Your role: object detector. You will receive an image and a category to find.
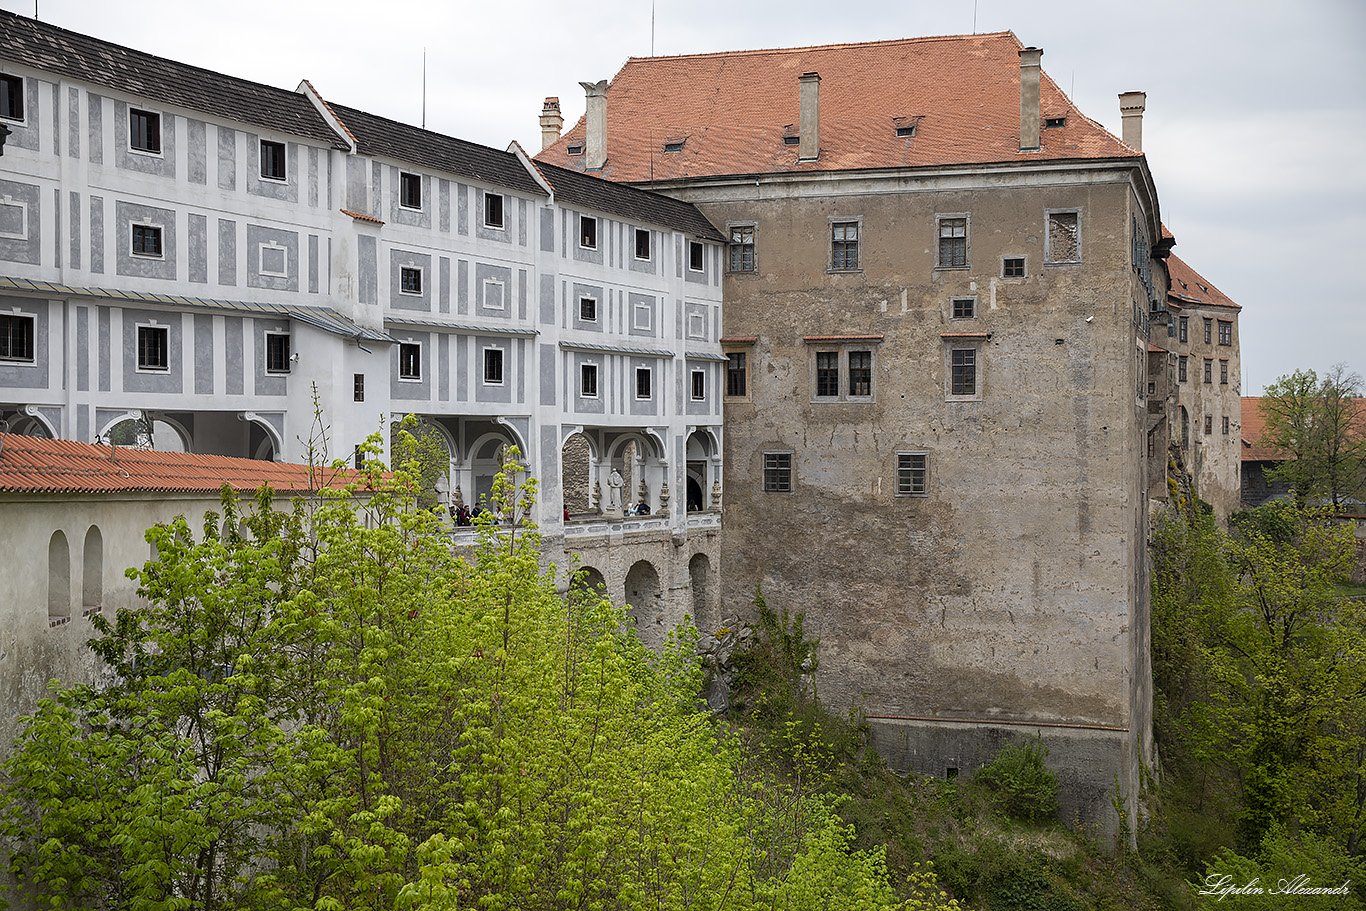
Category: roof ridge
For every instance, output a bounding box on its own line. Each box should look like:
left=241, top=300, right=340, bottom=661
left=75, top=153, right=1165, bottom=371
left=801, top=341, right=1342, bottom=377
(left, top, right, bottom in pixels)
left=622, top=30, right=1019, bottom=65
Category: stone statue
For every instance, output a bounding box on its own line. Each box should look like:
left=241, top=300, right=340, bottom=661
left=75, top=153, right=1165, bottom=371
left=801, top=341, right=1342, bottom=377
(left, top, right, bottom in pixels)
left=607, top=468, right=625, bottom=510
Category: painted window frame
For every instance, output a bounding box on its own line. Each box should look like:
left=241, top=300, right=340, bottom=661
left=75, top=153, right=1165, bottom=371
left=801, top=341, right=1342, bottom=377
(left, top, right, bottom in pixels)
left=482, top=346, right=504, bottom=386
left=763, top=451, right=793, bottom=493
left=257, top=241, right=288, bottom=277
left=483, top=192, right=505, bottom=229
left=1044, top=208, right=1082, bottom=264
left=482, top=278, right=505, bottom=312
left=635, top=365, right=653, bottom=400
left=398, top=341, right=422, bottom=382
left=634, top=228, right=652, bottom=262
left=688, top=240, right=705, bottom=272
left=0, top=195, right=28, bottom=240
left=632, top=301, right=653, bottom=331
left=135, top=323, right=170, bottom=373
left=264, top=332, right=292, bottom=374
left=130, top=222, right=164, bottom=259
left=896, top=452, right=929, bottom=497
left=260, top=139, right=287, bottom=182
left=399, top=171, right=422, bottom=210
left=935, top=214, right=969, bottom=269
left=579, top=295, right=597, bottom=322
left=0, top=311, right=37, bottom=363
left=580, top=362, right=599, bottom=398
left=129, top=108, right=162, bottom=155
left=399, top=265, right=423, bottom=296
left=691, top=368, right=706, bottom=401
left=579, top=215, right=598, bottom=250
left=686, top=312, right=706, bottom=340
left=0, top=73, right=23, bottom=123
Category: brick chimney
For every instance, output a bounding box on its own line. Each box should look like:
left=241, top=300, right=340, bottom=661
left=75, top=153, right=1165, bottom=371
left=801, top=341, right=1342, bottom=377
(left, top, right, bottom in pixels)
left=798, top=72, right=820, bottom=161
left=1118, top=91, right=1146, bottom=152
left=539, top=97, right=564, bottom=151
left=580, top=80, right=609, bottom=170
left=1019, top=47, right=1043, bottom=152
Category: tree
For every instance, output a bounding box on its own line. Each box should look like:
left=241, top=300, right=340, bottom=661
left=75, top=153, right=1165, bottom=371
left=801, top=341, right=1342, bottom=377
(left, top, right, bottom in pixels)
left=1260, top=365, right=1366, bottom=509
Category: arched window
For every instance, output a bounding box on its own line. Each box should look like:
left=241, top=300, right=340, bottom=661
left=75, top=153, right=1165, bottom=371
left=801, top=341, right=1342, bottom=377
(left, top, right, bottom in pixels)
left=82, top=525, right=104, bottom=616
left=48, top=531, right=70, bottom=626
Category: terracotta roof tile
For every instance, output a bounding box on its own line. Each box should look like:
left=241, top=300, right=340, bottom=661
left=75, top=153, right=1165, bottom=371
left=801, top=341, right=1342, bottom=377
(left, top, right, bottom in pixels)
left=1242, top=396, right=1366, bottom=462
left=1167, top=253, right=1241, bottom=311
left=536, top=32, right=1136, bottom=182
left=0, top=434, right=368, bottom=495
left=341, top=208, right=385, bottom=225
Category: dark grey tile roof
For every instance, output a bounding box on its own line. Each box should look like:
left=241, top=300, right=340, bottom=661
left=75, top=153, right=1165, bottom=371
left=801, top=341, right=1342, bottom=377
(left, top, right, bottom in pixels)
left=534, top=161, right=725, bottom=241
left=326, top=102, right=548, bottom=198
left=0, top=10, right=346, bottom=148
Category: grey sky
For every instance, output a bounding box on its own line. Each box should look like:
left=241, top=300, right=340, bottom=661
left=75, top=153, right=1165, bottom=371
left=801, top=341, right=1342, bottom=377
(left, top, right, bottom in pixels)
left=5, top=0, right=1362, bottom=394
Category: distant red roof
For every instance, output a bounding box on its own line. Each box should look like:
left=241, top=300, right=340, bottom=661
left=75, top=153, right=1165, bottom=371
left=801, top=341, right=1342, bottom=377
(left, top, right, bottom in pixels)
left=1242, top=396, right=1366, bottom=462
left=0, top=434, right=366, bottom=495
left=1167, top=254, right=1240, bottom=311
left=536, top=32, right=1136, bottom=182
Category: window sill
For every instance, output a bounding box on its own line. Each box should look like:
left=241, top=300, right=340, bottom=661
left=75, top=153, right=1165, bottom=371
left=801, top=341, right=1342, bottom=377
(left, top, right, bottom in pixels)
left=1043, top=259, right=1082, bottom=266
left=825, top=267, right=862, bottom=275
left=0, top=357, right=36, bottom=365
left=130, top=252, right=165, bottom=260
left=398, top=376, right=423, bottom=383
left=135, top=366, right=171, bottom=374
left=128, top=147, right=164, bottom=158
left=265, top=369, right=291, bottom=376
left=933, top=265, right=969, bottom=272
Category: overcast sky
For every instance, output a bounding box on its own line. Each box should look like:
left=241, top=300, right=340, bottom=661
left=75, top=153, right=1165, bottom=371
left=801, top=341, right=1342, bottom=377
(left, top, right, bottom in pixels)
left=5, top=0, right=1362, bottom=394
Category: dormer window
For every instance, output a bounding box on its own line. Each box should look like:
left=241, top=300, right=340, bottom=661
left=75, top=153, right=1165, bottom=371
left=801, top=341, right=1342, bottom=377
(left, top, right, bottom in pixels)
left=567, top=143, right=583, bottom=155
left=664, top=140, right=685, bottom=153
left=895, top=125, right=916, bottom=138
left=782, top=135, right=799, bottom=146
left=1044, top=117, right=1067, bottom=129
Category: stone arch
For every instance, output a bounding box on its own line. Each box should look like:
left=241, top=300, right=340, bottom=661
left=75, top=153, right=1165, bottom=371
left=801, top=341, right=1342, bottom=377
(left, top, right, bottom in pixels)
left=102, top=413, right=189, bottom=452
left=82, top=525, right=103, bottom=615
left=571, top=565, right=608, bottom=602
left=466, top=431, right=518, bottom=508
left=624, top=559, right=662, bottom=648
left=561, top=431, right=595, bottom=515
left=48, top=530, right=70, bottom=625
left=689, top=553, right=717, bottom=632
left=686, top=429, right=719, bottom=511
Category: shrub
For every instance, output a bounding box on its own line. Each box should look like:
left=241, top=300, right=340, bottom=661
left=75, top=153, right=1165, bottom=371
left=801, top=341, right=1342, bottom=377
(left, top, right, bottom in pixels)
left=975, top=738, right=1060, bottom=824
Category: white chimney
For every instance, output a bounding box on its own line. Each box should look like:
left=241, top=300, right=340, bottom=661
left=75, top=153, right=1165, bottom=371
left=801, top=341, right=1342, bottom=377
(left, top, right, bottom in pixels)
left=580, top=80, right=608, bottom=170
left=1019, top=47, right=1043, bottom=152
left=539, top=97, right=564, bottom=151
left=1118, top=91, right=1146, bottom=152
left=798, top=72, right=820, bottom=161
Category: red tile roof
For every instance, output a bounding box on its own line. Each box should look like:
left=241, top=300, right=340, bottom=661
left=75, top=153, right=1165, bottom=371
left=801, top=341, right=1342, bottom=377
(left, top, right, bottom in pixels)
left=0, top=434, right=366, bottom=495
left=1167, top=253, right=1240, bottom=311
left=341, top=208, right=384, bottom=226
left=1241, top=396, right=1366, bottom=462
left=536, top=32, right=1137, bottom=182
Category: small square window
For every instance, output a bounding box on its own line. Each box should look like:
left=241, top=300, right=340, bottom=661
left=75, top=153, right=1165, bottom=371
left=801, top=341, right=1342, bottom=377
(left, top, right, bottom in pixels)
left=689, top=241, right=704, bottom=272
left=896, top=453, right=928, bottom=496
left=580, top=363, right=598, bottom=398
left=937, top=216, right=967, bottom=268
left=567, top=143, right=583, bottom=155
left=634, top=228, right=651, bottom=261
left=353, top=373, right=365, bottom=402
left=129, top=108, right=161, bottom=153
left=952, top=297, right=976, bottom=319
left=399, top=342, right=421, bottom=380
left=579, top=296, right=597, bottom=322
left=265, top=333, right=291, bottom=374
left=951, top=348, right=976, bottom=396
left=0, top=74, right=23, bottom=122
left=831, top=221, right=859, bottom=270
left=691, top=370, right=706, bottom=400
left=895, top=125, right=916, bottom=138
left=131, top=224, right=163, bottom=258
left=0, top=313, right=35, bottom=362
left=483, top=348, right=503, bottom=385
left=726, top=352, right=747, bottom=398
left=729, top=225, right=755, bottom=273
left=1002, top=256, right=1025, bottom=278
left=137, top=325, right=169, bottom=371
left=260, top=140, right=287, bottom=181
left=400, top=266, right=422, bottom=295
left=1204, top=414, right=1213, bottom=435
left=484, top=193, right=504, bottom=229
left=1218, top=320, right=1233, bottom=346
left=763, top=452, right=792, bottom=493
left=580, top=215, right=597, bottom=249
left=1044, top=116, right=1067, bottom=129
left=1203, top=358, right=1213, bottom=384
left=664, top=140, right=685, bottom=153
left=399, top=172, right=422, bottom=209
left=815, top=351, right=839, bottom=397
left=635, top=366, right=652, bottom=399
left=1046, top=211, right=1080, bottom=263
left=1220, top=360, right=1229, bottom=384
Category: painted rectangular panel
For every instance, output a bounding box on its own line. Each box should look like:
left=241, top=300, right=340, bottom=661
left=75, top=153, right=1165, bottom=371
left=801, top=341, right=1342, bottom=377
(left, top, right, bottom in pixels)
left=371, top=161, right=382, bottom=215
left=246, top=135, right=299, bottom=203
left=389, top=168, right=431, bottom=229
left=67, top=87, right=79, bottom=159
left=628, top=356, right=659, bottom=417
left=113, top=100, right=176, bottom=179
left=627, top=292, right=657, bottom=339
left=540, top=207, right=555, bottom=253
left=346, top=157, right=367, bottom=212
left=188, top=214, right=208, bottom=283
left=90, top=195, right=103, bottom=273
left=87, top=92, right=103, bottom=165
left=218, top=218, right=237, bottom=286
left=472, top=336, right=512, bottom=405
left=358, top=234, right=377, bottom=305
left=518, top=269, right=527, bottom=320
left=0, top=79, right=37, bottom=153
left=121, top=308, right=183, bottom=395
left=518, top=199, right=527, bottom=247
left=539, top=424, right=560, bottom=512
left=389, top=249, right=432, bottom=312
left=225, top=317, right=244, bottom=395
left=438, top=333, right=449, bottom=402
left=253, top=319, right=289, bottom=397
left=474, top=188, right=510, bottom=245
left=390, top=330, right=433, bottom=402
left=98, top=306, right=110, bottom=391
left=308, top=235, right=319, bottom=293
left=217, top=126, right=237, bottom=191
left=51, top=83, right=58, bottom=157
left=76, top=306, right=89, bottom=391
left=114, top=201, right=176, bottom=280
left=78, top=404, right=89, bottom=443
left=539, top=343, right=556, bottom=406
left=572, top=351, right=604, bottom=415
left=68, top=190, right=81, bottom=270
left=245, top=224, right=300, bottom=292
left=439, top=179, right=450, bottom=233
left=539, top=274, right=555, bottom=325
left=308, top=147, right=319, bottom=208
left=456, top=334, right=468, bottom=401
left=0, top=178, right=41, bottom=265
left=675, top=235, right=684, bottom=279
left=457, top=259, right=468, bottom=315
left=438, top=257, right=450, bottom=314
left=456, top=183, right=468, bottom=235
left=571, top=282, right=605, bottom=333
left=187, top=119, right=207, bottom=184
left=516, top=338, right=525, bottom=403
left=194, top=314, right=214, bottom=395
left=53, top=189, right=60, bottom=268
left=473, top=263, right=513, bottom=319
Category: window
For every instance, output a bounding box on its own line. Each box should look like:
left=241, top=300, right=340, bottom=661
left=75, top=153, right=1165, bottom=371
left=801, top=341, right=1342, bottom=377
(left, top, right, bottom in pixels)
left=729, top=225, right=755, bottom=272
left=483, top=348, right=503, bottom=385
left=1204, top=414, right=1213, bottom=435
left=1179, top=316, right=1188, bottom=342
left=260, top=140, right=286, bottom=181
left=664, top=140, right=684, bottom=153
left=0, top=74, right=22, bottom=122
left=1167, top=313, right=1175, bottom=338
left=353, top=373, right=365, bottom=402
left=400, top=266, right=422, bottom=295
left=634, top=228, right=651, bottom=261
left=896, top=453, right=928, bottom=496
left=831, top=221, right=859, bottom=270
left=580, top=215, right=597, bottom=249
left=635, top=366, right=652, bottom=399
left=952, top=297, right=975, bottom=320
left=1203, top=318, right=1213, bottom=344
left=691, top=370, right=705, bottom=400
left=567, top=143, right=583, bottom=155
left=1220, top=360, right=1229, bottom=384
left=1045, top=116, right=1067, bottom=129
left=763, top=452, right=792, bottom=493
left=484, top=193, right=504, bottom=229
left=0, top=313, right=35, bottom=362
left=137, top=325, right=169, bottom=371
left=399, top=172, right=422, bottom=209
left=1045, top=210, right=1080, bottom=262
left=848, top=351, right=872, bottom=396
left=579, top=296, right=597, bottom=322
left=895, top=125, right=916, bottom=138
left=1204, top=358, right=1213, bottom=384
left=399, top=342, right=421, bottom=380
left=131, top=224, right=162, bottom=257
left=1218, top=320, right=1232, bottom=346
left=0, top=196, right=25, bottom=239
left=815, top=351, right=839, bottom=397
left=129, top=108, right=161, bottom=153
left=726, top=352, right=747, bottom=397
left=951, top=348, right=976, bottom=396
left=1002, top=256, right=1025, bottom=278
left=1178, top=356, right=1187, bottom=383
left=265, top=333, right=291, bottom=374
left=937, top=216, right=967, bottom=268
left=580, top=363, right=598, bottom=397
left=689, top=241, right=704, bottom=272
left=1222, top=416, right=1231, bottom=435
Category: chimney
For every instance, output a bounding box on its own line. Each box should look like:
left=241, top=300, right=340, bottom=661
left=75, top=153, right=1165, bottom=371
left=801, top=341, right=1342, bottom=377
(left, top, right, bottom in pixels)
left=539, top=97, right=564, bottom=151
left=1019, top=47, right=1043, bottom=152
left=1118, top=91, right=1146, bottom=152
left=580, top=80, right=609, bottom=170
left=798, top=72, right=820, bottom=161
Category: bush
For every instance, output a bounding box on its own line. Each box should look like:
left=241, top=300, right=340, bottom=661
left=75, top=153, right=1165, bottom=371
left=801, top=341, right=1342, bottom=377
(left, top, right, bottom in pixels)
left=975, top=738, right=1060, bottom=823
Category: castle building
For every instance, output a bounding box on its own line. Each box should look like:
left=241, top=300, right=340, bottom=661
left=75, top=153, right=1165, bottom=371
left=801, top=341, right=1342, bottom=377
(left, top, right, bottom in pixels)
left=535, top=33, right=1240, bottom=830
left=0, top=10, right=725, bottom=637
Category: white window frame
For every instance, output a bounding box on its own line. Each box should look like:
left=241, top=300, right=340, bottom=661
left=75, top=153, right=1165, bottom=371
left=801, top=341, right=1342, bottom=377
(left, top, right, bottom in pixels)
left=482, top=278, right=505, bottom=312
left=0, top=73, right=25, bottom=124
left=895, top=451, right=929, bottom=497
left=579, top=296, right=597, bottom=322
left=0, top=309, right=37, bottom=364
left=580, top=362, right=599, bottom=398
left=482, top=346, right=505, bottom=386
left=635, top=365, right=653, bottom=400
left=828, top=217, right=862, bottom=272
left=1044, top=208, right=1082, bottom=264
left=690, top=369, right=706, bottom=401
left=398, top=341, right=422, bottom=382
left=935, top=213, right=969, bottom=270
left=633, top=228, right=652, bottom=262
left=579, top=215, right=598, bottom=250
left=399, top=265, right=423, bottom=296
left=632, top=301, right=653, bottom=331
left=264, top=331, right=292, bottom=375
left=130, top=222, right=164, bottom=259
left=135, top=322, right=170, bottom=374
left=686, top=312, right=706, bottom=340
left=688, top=240, right=705, bottom=273
left=128, top=107, right=162, bottom=156
left=484, top=192, right=505, bottom=229
left=399, top=171, right=423, bottom=210
left=257, top=241, right=288, bottom=277
left=259, top=139, right=287, bottom=182
left=0, top=195, right=27, bottom=239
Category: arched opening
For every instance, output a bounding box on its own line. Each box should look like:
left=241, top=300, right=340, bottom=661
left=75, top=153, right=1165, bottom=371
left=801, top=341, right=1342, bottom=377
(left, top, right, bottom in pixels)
left=82, top=525, right=103, bottom=616
left=469, top=434, right=515, bottom=510
left=570, top=566, right=608, bottom=603
left=686, top=476, right=705, bottom=512
left=561, top=432, right=593, bottom=516
left=106, top=416, right=188, bottom=452
left=391, top=418, right=453, bottom=510
left=689, top=553, right=716, bottom=632
left=48, top=530, right=70, bottom=626
left=686, top=430, right=717, bottom=511
left=624, top=560, right=662, bottom=648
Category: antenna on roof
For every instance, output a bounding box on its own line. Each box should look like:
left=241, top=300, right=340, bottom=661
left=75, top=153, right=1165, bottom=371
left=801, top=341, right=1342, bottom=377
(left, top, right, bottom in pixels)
left=422, top=50, right=427, bottom=130
left=651, top=0, right=656, bottom=55
left=972, top=0, right=977, bottom=34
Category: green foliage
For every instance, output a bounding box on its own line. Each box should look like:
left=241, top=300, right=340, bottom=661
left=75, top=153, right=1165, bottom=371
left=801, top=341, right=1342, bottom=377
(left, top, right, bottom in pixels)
left=1260, top=365, right=1366, bottom=509
left=975, top=739, right=1059, bottom=824
left=1197, top=826, right=1366, bottom=910
left=390, top=414, right=451, bottom=510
